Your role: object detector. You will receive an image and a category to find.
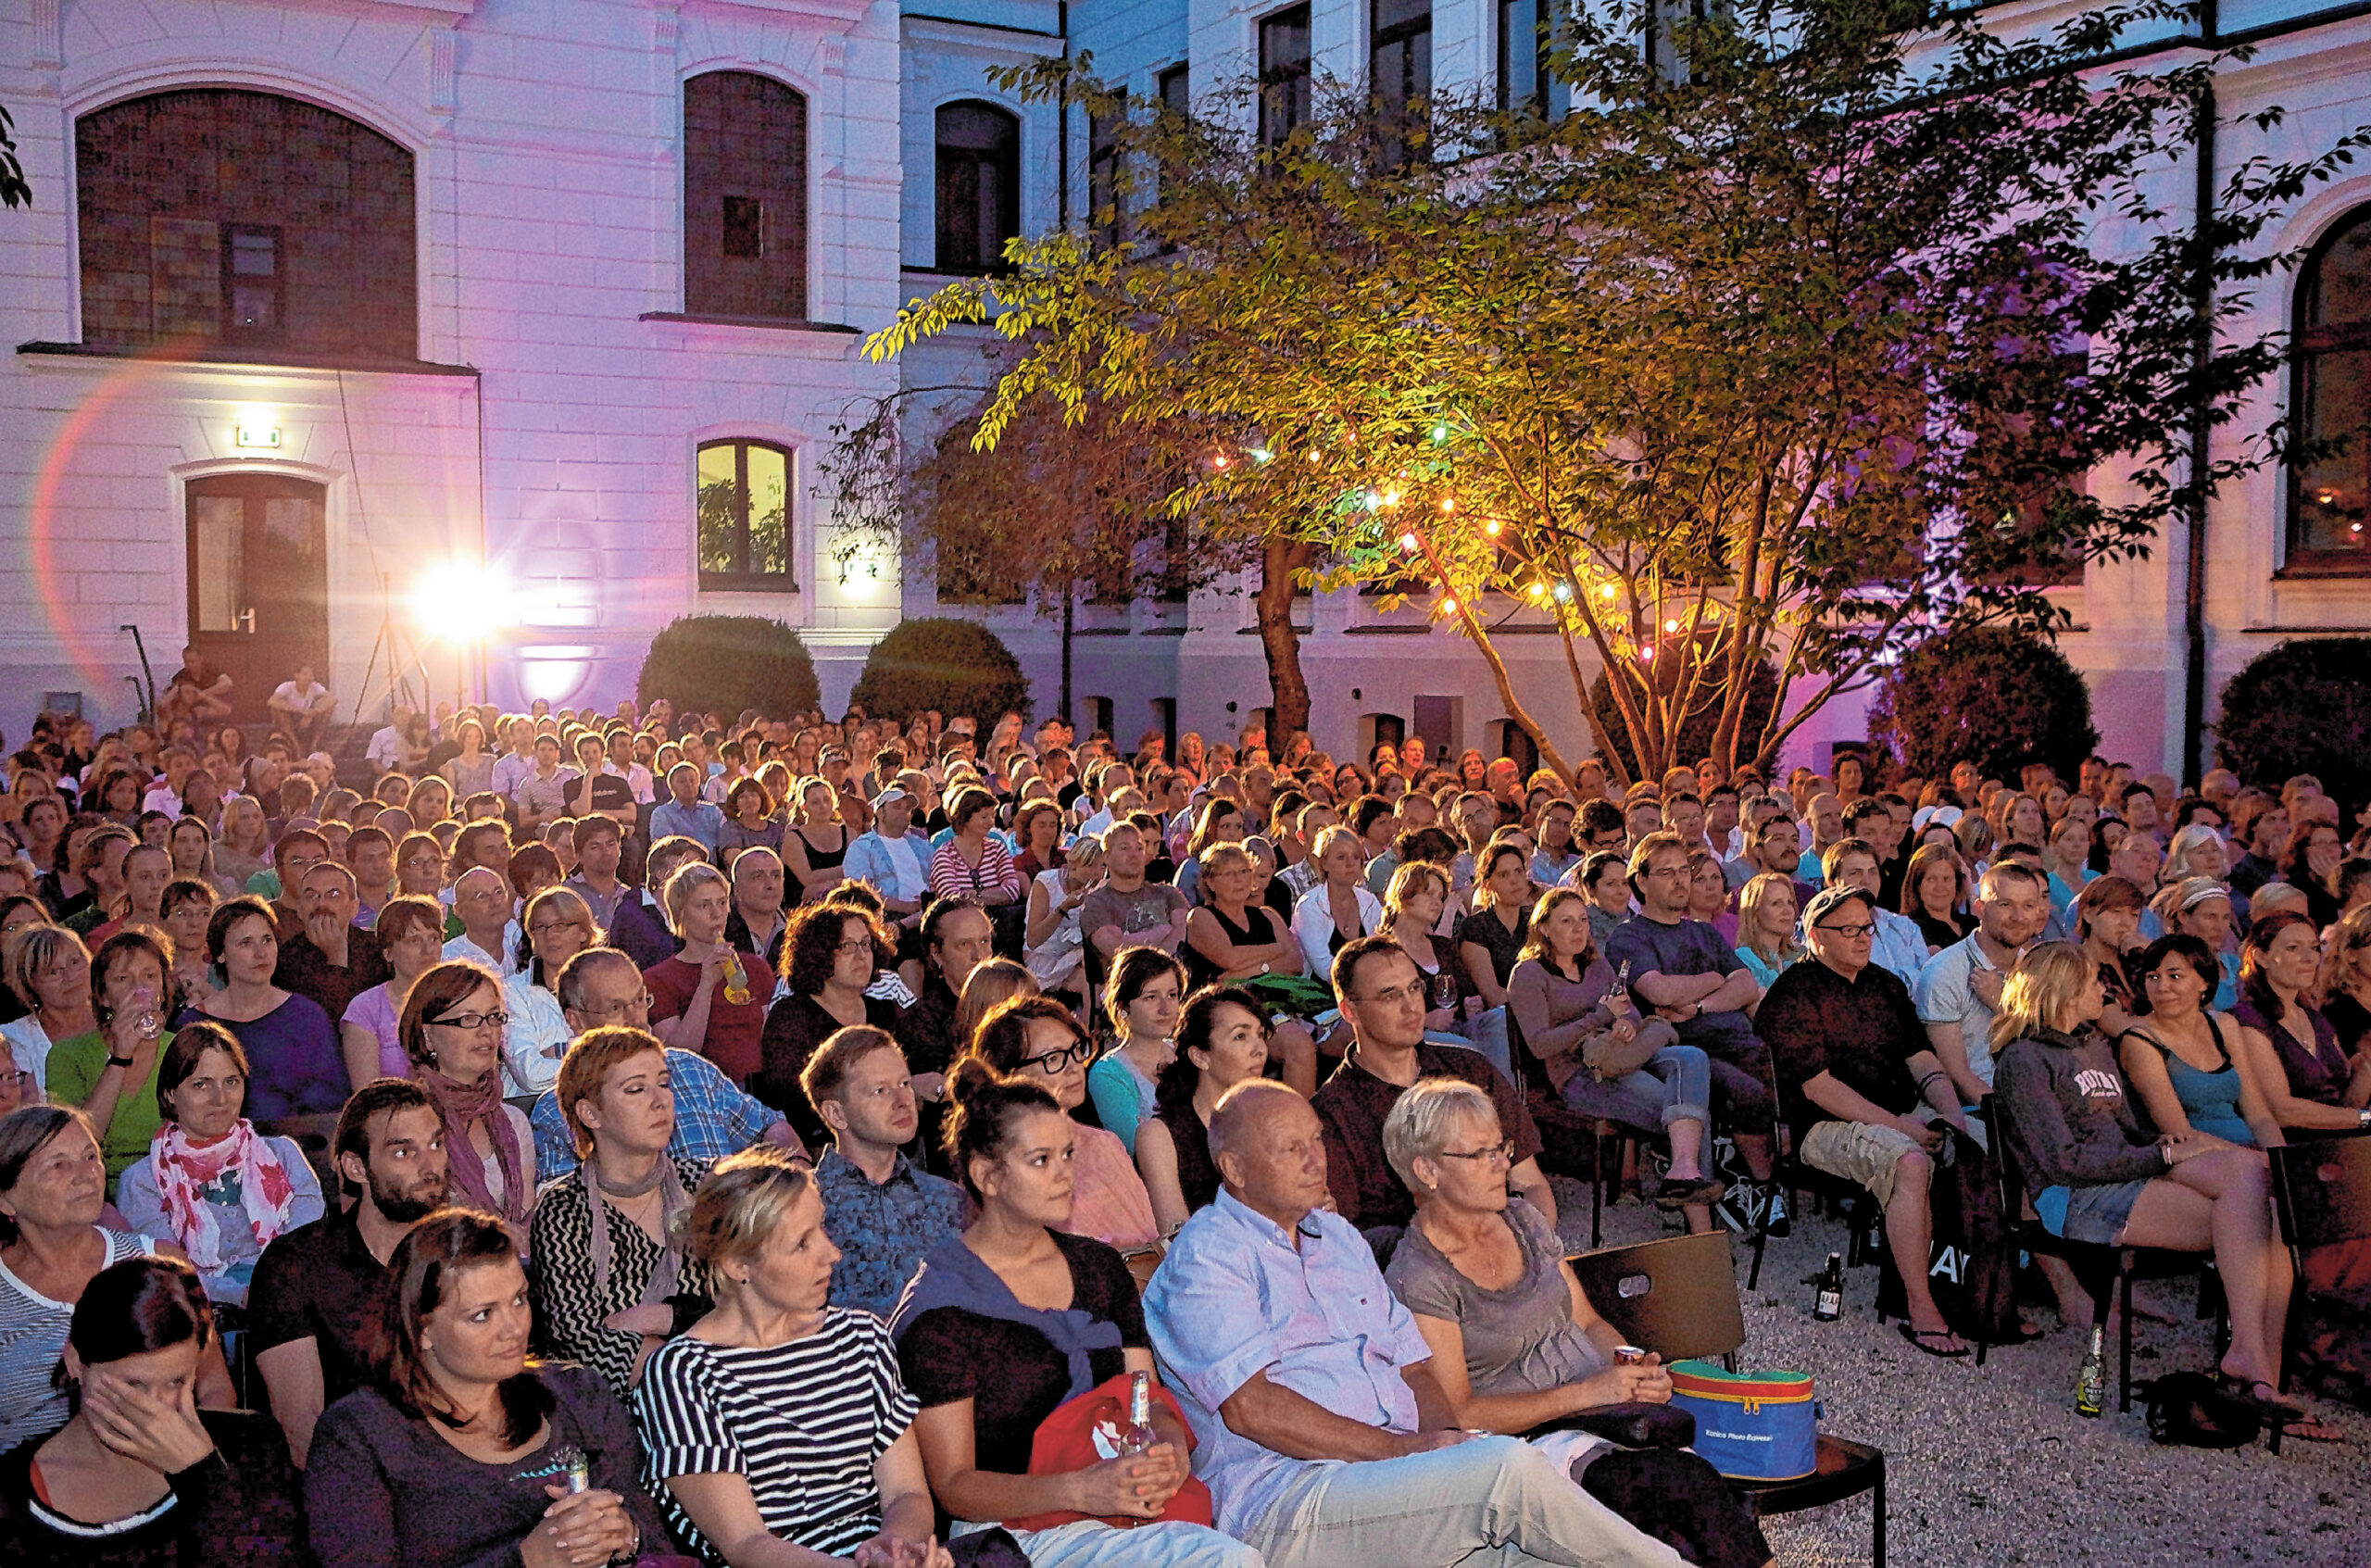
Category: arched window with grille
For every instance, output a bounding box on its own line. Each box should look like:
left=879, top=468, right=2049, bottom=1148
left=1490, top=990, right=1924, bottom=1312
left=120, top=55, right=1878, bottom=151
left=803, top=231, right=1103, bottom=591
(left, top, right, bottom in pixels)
left=2288, top=205, right=2371, bottom=573
left=696, top=439, right=795, bottom=590
left=935, top=102, right=1021, bottom=274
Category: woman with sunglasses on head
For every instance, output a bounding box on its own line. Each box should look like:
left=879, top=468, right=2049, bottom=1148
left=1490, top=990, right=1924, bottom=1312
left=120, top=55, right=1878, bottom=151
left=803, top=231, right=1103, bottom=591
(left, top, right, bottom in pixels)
left=966, top=997, right=1157, bottom=1256
left=401, top=961, right=536, bottom=1231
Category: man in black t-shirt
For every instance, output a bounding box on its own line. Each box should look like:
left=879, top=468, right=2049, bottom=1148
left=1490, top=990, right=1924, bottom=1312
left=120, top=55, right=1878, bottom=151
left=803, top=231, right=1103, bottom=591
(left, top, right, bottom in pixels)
left=249, top=1080, right=449, bottom=1466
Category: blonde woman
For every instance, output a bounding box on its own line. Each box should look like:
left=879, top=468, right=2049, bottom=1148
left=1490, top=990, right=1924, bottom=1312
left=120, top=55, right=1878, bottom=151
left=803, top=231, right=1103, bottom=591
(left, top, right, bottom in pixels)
left=1291, top=824, right=1385, bottom=968
left=212, top=797, right=272, bottom=890
left=1733, top=872, right=1803, bottom=991
left=1989, top=943, right=2331, bottom=1441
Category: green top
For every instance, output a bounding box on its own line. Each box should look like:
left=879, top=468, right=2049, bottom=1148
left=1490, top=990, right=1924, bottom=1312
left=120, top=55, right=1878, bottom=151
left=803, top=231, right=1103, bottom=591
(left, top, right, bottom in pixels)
left=46, top=1028, right=170, bottom=1191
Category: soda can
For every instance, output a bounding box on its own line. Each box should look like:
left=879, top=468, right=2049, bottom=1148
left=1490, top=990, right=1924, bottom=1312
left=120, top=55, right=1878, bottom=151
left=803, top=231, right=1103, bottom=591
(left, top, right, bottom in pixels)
left=1614, top=1346, right=1647, bottom=1366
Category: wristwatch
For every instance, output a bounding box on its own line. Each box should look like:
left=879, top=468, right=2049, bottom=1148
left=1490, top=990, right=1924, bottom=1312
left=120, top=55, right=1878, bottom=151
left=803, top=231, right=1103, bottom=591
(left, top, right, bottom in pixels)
left=2356, top=1108, right=2370, bottom=1130
left=1258, top=960, right=1271, bottom=975
left=107, top=1053, right=138, bottom=1070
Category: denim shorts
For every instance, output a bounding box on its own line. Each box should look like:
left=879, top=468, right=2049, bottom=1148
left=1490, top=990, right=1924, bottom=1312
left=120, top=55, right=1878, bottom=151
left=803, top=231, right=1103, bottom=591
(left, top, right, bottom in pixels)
left=2034, top=1179, right=2152, bottom=1246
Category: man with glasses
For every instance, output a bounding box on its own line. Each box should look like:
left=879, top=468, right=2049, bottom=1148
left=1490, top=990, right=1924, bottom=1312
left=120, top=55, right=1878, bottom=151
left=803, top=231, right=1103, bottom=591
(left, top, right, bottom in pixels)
left=527, top=947, right=800, bottom=1178
left=443, top=865, right=520, bottom=976
left=1760, top=884, right=1973, bottom=1357
left=1311, top=935, right=1552, bottom=1257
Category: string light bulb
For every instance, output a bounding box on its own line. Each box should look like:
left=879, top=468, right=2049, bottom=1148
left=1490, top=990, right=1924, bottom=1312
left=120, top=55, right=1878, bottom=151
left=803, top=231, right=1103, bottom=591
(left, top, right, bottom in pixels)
left=1432, top=423, right=1450, bottom=443
left=1598, top=583, right=1618, bottom=601
left=1399, top=532, right=1421, bottom=553
left=1441, top=596, right=1459, bottom=614
left=1663, top=618, right=1680, bottom=633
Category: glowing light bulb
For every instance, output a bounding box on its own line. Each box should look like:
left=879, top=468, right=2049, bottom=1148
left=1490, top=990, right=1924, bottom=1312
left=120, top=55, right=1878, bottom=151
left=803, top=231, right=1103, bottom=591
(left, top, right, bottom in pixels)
left=1432, top=423, right=1449, bottom=443
left=1446, top=498, right=1461, bottom=514
left=1639, top=646, right=1655, bottom=661
left=1382, top=489, right=1401, bottom=508
left=1553, top=583, right=1572, bottom=603
left=1598, top=583, right=1617, bottom=600
left=1529, top=582, right=1547, bottom=598
left=1441, top=596, right=1459, bottom=614
left=1363, top=490, right=1385, bottom=510
left=1399, top=532, right=1420, bottom=553
left=1213, top=453, right=1229, bottom=470
left=1663, top=618, right=1679, bottom=633
left=1250, top=447, right=1273, bottom=464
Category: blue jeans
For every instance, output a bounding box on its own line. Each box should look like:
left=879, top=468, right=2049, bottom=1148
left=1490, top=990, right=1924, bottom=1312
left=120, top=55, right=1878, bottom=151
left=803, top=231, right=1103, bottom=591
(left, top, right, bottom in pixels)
left=1561, top=1044, right=1712, bottom=1137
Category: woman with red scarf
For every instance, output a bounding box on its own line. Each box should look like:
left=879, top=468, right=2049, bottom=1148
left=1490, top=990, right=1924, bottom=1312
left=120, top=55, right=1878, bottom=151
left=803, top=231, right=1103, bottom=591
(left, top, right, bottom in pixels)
left=117, top=1022, right=324, bottom=1306
left=399, top=962, right=538, bottom=1231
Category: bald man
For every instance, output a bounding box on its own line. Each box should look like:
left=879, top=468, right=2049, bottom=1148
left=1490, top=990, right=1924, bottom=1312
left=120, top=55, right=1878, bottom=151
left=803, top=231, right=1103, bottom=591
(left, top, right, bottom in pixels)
left=1144, top=1081, right=1684, bottom=1568
left=443, top=865, right=521, bottom=976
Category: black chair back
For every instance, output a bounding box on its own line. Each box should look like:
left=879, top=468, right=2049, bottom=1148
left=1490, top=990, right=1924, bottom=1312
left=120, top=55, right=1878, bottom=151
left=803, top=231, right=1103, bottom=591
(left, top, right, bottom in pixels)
left=1569, top=1229, right=1745, bottom=1363
left=2270, top=1135, right=2371, bottom=1252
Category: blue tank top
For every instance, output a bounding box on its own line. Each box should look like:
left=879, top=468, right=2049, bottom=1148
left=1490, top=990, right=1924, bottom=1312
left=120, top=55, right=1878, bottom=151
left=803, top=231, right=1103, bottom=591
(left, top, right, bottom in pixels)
left=2129, top=1017, right=2253, bottom=1148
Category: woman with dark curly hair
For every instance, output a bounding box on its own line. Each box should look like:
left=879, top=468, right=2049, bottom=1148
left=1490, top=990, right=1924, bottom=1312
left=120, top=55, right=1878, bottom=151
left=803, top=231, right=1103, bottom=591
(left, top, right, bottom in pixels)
left=754, top=903, right=900, bottom=1145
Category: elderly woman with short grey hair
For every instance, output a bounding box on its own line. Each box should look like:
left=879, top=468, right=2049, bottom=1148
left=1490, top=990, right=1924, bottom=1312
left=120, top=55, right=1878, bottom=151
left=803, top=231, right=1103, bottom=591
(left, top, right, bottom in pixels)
left=1381, top=1080, right=1775, bottom=1568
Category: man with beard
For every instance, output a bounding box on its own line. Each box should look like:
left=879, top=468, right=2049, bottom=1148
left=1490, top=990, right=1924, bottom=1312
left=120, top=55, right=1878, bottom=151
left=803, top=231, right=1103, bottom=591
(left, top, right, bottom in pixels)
left=248, top=1078, right=451, bottom=1466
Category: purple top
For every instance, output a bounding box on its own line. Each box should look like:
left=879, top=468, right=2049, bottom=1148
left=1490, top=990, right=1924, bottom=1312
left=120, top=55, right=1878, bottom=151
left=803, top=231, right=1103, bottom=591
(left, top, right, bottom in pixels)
left=175, top=993, right=349, bottom=1121
left=2230, top=997, right=2352, bottom=1110
left=342, top=983, right=409, bottom=1078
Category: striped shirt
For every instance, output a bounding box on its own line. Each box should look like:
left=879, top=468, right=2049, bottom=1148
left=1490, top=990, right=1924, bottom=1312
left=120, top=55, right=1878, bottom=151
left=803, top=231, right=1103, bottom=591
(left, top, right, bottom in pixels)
left=0, top=1227, right=155, bottom=1449
left=925, top=838, right=1022, bottom=904
left=634, top=1310, right=918, bottom=1562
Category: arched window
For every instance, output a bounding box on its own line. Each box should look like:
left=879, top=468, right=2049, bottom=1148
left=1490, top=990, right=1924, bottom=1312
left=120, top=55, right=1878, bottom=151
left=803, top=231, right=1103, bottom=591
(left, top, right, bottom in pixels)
left=935, top=102, right=1021, bottom=274
left=696, top=439, right=795, bottom=590
left=75, top=90, right=415, bottom=358
left=684, top=71, right=809, bottom=321
left=2289, top=205, right=2371, bottom=572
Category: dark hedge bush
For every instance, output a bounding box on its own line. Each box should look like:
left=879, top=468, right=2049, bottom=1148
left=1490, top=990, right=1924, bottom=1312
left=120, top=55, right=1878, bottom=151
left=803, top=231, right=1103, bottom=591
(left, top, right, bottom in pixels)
left=1587, top=655, right=1780, bottom=778
left=2214, top=637, right=2371, bottom=802
left=634, top=616, right=819, bottom=721
left=847, top=618, right=1032, bottom=725
left=1867, top=625, right=2098, bottom=781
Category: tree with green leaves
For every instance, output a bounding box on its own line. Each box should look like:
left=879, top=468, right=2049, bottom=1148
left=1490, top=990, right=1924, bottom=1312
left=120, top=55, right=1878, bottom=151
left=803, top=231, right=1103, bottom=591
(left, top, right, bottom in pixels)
left=865, top=0, right=2366, bottom=787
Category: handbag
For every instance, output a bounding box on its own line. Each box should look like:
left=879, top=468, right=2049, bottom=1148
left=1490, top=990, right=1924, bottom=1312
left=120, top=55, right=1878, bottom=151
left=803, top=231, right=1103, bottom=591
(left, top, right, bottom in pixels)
left=1580, top=1023, right=1662, bottom=1081
left=1666, top=1361, right=1817, bottom=1481
left=2141, top=1373, right=2263, bottom=1449
left=1007, top=1373, right=1216, bottom=1533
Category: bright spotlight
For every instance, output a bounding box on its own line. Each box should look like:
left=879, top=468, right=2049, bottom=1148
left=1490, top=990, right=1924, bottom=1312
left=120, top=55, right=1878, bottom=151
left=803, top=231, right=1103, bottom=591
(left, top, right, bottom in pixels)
left=414, top=560, right=506, bottom=643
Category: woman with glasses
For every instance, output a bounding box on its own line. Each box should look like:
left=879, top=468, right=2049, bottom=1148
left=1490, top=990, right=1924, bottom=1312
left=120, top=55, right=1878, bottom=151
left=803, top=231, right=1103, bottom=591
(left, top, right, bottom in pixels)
left=503, top=888, right=600, bottom=1097
left=0, top=925, right=94, bottom=1103
left=391, top=834, right=447, bottom=902
left=400, top=960, right=536, bottom=1228
left=340, top=897, right=450, bottom=1086
left=1380, top=1081, right=1774, bottom=1568
left=965, top=997, right=1157, bottom=1255
left=174, top=898, right=348, bottom=1124
left=754, top=904, right=900, bottom=1148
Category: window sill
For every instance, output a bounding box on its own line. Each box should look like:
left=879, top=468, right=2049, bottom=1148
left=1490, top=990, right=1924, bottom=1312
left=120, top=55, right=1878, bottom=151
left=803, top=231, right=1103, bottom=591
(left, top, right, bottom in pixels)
left=641, top=313, right=862, bottom=334
left=2272, top=556, right=2371, bottom=581
left=17, top=340, right=477, bottom=376
left=699, top=575, right=801, bottom=594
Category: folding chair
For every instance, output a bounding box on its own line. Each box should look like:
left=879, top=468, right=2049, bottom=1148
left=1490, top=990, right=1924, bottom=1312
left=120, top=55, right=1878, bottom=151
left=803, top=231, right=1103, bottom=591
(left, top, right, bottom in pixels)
left=1507, top=1005, right=1635, bottom=1248
left=1572, top=1230, right=1888, bottom=1567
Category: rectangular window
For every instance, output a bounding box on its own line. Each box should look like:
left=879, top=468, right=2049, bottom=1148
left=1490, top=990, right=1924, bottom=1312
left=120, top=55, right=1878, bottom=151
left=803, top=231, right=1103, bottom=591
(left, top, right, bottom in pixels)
left=721, top=195, right=764, bottom=259
left=220, top=224, right=283, bottom=343
left=1261, top=6, right=1313, bottom=147
left=1372, top=0, right=1432, bottom=118
left=1159, top=64, right=1190, bottom=120
left=1089, top=98, right=1125, bottom=248
left=1498, top=0, right=1568, bottom=119
left=696, top=440, right=797, bottom=589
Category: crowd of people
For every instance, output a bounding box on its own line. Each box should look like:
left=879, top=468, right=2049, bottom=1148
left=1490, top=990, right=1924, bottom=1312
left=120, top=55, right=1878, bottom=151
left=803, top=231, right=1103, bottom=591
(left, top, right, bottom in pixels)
left=0, top=674, right=2365, bottom=1566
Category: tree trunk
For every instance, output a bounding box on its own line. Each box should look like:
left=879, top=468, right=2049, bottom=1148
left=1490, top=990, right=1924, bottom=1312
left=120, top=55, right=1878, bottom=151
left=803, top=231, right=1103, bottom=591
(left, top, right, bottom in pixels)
left=1257, top=539, right=1313, bottom=741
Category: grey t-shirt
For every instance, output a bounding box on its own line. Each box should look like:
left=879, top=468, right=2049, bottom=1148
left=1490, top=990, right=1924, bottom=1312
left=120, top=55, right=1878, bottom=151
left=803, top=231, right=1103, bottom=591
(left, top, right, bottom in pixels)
left=1385, top=1201, right=1604, bottom=1398
left=1080, top=881, right=1187, bottom=946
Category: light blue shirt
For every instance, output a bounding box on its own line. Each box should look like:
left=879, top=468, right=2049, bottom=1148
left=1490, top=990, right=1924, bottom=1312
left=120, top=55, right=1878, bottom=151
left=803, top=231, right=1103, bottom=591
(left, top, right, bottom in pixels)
left=844, top=829, right=935, bottom=904
left=1870, top=906, right=1932, bottom=987
left=650, top=798, right=724, bottom=853
left=1144, top=1187, right=1432, bottom=1538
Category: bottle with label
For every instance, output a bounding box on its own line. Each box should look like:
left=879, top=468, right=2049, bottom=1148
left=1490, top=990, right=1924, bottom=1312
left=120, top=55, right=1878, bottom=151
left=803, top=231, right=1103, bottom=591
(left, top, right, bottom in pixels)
left=1813, top=1252, right=1843, bottom=1322
left=1118, top=1370, right=1159, bottom=1456
left=721, top=951, right=751, bottom=1007
left=2075, top=1326, right=2105, bottom=1417
left=1608, top=960, right=1632, bottom=1014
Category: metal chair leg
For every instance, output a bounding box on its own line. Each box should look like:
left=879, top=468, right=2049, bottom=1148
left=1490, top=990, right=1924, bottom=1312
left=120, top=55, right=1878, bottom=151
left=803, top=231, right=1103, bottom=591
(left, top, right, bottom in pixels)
left=1591, top=1125, right=1606, bottom=1249
left=1872, top=1456, right=1888, bottom=1568
left=2117, top=1261, right=2136, bottom=1414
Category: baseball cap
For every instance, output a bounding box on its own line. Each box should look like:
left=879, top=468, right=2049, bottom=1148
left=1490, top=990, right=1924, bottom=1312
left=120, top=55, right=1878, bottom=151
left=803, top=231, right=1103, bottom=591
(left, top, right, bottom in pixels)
left=871, top=786, right=911, bottom=809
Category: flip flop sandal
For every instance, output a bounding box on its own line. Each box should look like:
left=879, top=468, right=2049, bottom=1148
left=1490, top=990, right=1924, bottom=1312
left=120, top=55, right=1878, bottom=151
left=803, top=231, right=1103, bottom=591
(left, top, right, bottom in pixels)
left=1898, top=1323, right=1969, bottom=1359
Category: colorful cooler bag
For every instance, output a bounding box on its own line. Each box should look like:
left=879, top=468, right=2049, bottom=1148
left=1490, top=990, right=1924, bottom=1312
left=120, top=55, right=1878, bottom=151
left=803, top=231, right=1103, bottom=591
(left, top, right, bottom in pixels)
left=1665, top=1361, right=1818, bottom=1481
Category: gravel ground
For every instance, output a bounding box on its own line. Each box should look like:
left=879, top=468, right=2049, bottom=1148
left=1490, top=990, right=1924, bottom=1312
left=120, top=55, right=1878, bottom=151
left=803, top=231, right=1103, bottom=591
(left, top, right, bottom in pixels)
left=1545, top=1176, right=2371, bottom=1568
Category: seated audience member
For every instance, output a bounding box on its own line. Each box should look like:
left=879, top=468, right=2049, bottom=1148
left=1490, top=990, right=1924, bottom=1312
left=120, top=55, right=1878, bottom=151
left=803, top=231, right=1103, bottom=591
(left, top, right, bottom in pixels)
left=608, top=831, right=699, bottom=973
left=1730, top=872, right=1801, bottom=991
left=1760, top=885, right=1977, bottom=1357
left=804, top=1025, right=963, bottom=1319
left=1137, top=986, right=1273, bottom=1238
left=177, top=897, right=350, bottom=1123
left=1, top=924, right=96, bottom=1102
left=646, top=863, right=773, bottom=1088
left=504, top=887, right=599, bottom=1096
left=2230, top=909, right=2371, bottom=1135
left=1313, top=937, right=1552, bottom=1249
left=1915, top=859, right=2049, bottom=1114
left=1505, top=890, right=1723, bottom=1221
left=966, top=997, right=1159, bottom=1255
left=1183, top=844, right=1318, bottom=1098
left=1086, top=947, right=1187, bottom=1154
left=892, top=1062, right=1261, bottom=1568
left=1605, top=833, right=1779, bottom=1214
left=303, top=1210, right=667, bottom=1568
left=529, top=1026, right=709, bottom=1403
left=44, top=928, right=175, bottom=1190
left=2116, top=935, right=2278, bottom=1150
left=272, top=860, right=391, bottom=1028
left=402, top=961, right=537, bottom=1228
left=894, top=897, right=997, bottom=1106
left=1822, top=839, right=1929, bottom=985
left=248, top=1079, right=448, bottom=1467
left=1381, top=1081, right=1774, bottom=1568
left=756, top=902, right=901, bottom=1146
left=1145, top=1080, right=1683, bottom=1568
left=1081, top=822, right=1190, bottom=960
left=444, top=867, right=521, bottom=978
left=0, top=1108, right=232, bottom=1449
left=2069, top=874, right=2148, bottom=1039
left=1990, top=944, right=2333, bottom=1442
left=339, top=895, right=446, bottom=1088
left=117, top=1022, right=324, bottom=1306
left=0, top=1256, right=304, bottom=1568
left=844, top=787, right=935, bottom=934
left=2326, top=905, right=2371, bottom=1056
left=637, top=1147, right=960, bottom=1568
left=1022, top=833, right=1104, bottom=1001
left=528, top=948, right=800, bottom=1181
left=1292, top=826, right=1386, bottom=972
left=559, top=817, right=632, bottom=933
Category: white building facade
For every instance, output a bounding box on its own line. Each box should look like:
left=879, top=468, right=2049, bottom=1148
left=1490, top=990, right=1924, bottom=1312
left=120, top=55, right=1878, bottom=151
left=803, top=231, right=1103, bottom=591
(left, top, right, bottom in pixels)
left=3, top=0, right=2369, bottom=779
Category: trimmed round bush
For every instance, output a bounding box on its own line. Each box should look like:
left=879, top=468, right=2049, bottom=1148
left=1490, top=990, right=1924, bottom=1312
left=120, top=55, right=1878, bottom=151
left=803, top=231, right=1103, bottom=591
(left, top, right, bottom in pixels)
left=1587, top=654, right=1780, bottom=779
left=847, top=618, right=1031, bottom=726
left=1867, top=625, right=2097, bottom=782
left=2214, top=637, right=2371, bottom=801
left=634, top=616, right=819, bottom=721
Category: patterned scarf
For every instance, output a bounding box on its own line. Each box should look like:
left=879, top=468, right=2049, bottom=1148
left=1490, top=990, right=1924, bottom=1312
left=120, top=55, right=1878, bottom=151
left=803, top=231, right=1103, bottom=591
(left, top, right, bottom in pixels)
left=420, top=1066, right=528, bottom=1223
left=582, top=1156, right=693, bottom=1303
left=149, top=1118, right=299, bottom=1273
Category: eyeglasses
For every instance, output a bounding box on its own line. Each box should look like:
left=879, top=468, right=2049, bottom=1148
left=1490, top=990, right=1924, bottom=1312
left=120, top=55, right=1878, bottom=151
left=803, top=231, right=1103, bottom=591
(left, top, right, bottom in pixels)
left=1436, top=1139, right=1515, bottom=1167
left=833, top=938, right=875, bottom=958
left=1814, top=922, right=1875, bottom=939
left=577, top=992, right=653, bottom=1018
left=426, top=1009, right=509, bottom=1031
left=1020, top=1040, right=1097, bottom=1074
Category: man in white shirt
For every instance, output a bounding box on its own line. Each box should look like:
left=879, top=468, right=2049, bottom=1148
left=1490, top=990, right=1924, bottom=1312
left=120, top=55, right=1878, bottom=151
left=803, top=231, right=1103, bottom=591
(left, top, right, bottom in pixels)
left=1823, top=838, right=1928, bottom=986
left=489, top=719, right=538, bottom=800
left=364, top=709, right=412, bottom=774
left=268, top=665, right=335, bottom=753
left=1914, top=860, right=2050, bottom=1111
left=844, top=787, right=933, bottom=928
left=443, top=866, right=521, bottom=976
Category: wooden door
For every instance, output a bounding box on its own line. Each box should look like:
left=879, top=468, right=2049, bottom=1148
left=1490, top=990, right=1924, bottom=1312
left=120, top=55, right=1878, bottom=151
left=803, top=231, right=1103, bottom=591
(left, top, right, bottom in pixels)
left=185, top=474, right=329, bottom=724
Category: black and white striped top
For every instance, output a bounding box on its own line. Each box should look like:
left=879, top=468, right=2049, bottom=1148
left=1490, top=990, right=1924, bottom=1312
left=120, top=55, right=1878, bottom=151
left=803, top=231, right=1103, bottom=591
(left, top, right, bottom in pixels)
left=634, top=1310, right=919, bottom=1563
left=0, top=1228, right=154, bottom=1449
left=527, top=1158, right=712, bottom=1404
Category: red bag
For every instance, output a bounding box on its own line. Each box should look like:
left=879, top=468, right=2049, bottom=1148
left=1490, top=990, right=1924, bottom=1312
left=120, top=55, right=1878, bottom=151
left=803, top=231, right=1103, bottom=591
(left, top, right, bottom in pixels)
left=1005, top=1373, right=1215, bottom=1533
